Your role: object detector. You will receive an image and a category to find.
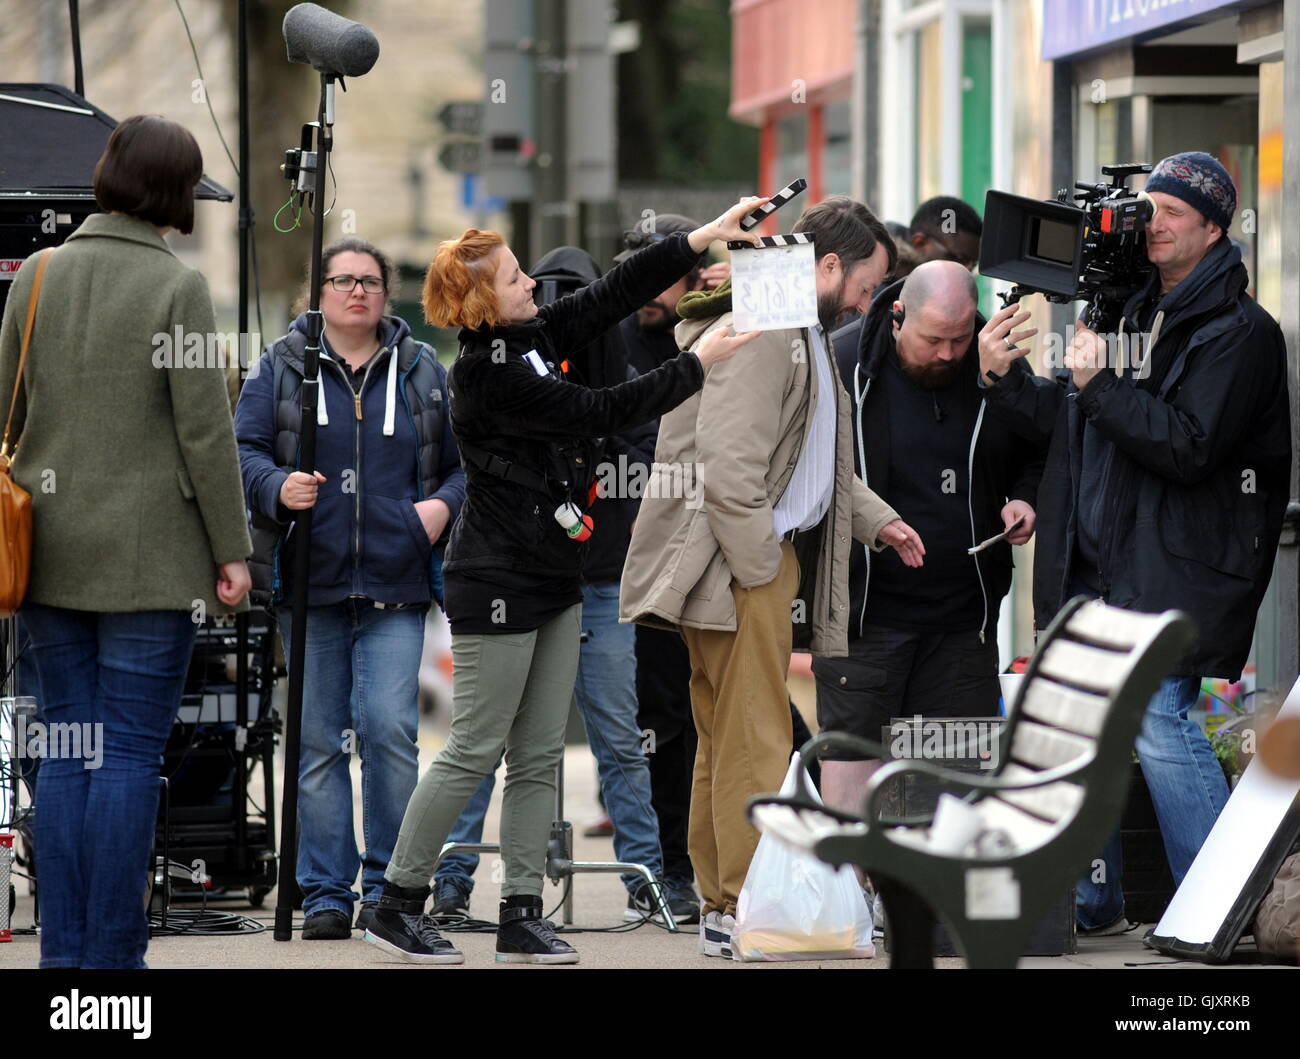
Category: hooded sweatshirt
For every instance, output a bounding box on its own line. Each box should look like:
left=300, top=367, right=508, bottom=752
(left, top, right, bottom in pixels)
left=236, top=313, right=465, bottom=606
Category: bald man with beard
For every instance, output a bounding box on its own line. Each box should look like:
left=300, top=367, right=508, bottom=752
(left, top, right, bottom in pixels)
left=820, top=261, right=1048, bottom=830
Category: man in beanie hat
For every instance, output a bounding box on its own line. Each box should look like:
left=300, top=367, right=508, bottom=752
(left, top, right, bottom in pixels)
left=975, top=151, right=1291, bottom=935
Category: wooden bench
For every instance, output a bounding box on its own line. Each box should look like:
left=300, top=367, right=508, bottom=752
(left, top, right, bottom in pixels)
left=748, top=597, right=1195, bottom=968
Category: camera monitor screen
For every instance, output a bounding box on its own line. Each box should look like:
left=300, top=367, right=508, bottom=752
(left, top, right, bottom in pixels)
left=980, top=190, right=1082, bottom=298
left=1030, top=217, right=1077, bottom=265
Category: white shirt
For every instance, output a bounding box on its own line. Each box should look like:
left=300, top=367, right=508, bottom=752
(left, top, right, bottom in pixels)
left=772, top=324, right=837, bottom=537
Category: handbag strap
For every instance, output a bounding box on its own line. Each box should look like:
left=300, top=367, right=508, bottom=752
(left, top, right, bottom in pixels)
left=1, top=248, right=54, bottom=469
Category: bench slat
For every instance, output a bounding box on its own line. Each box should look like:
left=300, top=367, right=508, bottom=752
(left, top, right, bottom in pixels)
left=1038, top=639, right=1132, bottom=693
left=994, top=763, right=1085, bottom=824
left=974, top=797, right=1058, bottom=855
left=1018, top=679, right=1112, bottom=738
left=1065, top=600, right=1162, bottom=651
left=1010, top=720, right=1095, bottom=771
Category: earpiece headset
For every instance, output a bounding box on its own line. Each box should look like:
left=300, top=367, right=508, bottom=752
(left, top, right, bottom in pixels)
left=890, top=305, right=905, bottom=325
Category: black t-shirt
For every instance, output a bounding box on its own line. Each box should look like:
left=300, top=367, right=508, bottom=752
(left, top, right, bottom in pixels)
left=865, top=350, right=985, bottom=631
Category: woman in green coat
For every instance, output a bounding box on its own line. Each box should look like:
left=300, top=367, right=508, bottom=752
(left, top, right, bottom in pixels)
left=0, top=115, right=251, bottom=968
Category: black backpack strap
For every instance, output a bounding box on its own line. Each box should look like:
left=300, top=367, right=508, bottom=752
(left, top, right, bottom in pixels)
left=458, top=439, right=552, bottom=495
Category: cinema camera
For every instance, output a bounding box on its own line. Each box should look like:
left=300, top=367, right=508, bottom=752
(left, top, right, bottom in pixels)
left=979, top=163, right=1157, bottom=330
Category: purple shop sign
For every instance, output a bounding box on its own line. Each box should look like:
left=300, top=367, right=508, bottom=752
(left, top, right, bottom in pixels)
left=1042, top=0, right=1267, bottom=61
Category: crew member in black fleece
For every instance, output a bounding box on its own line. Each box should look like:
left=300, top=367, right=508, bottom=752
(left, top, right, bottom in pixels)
left=363, top=199, right=766, bottom=966
left=430, top=244, right=688, bottom=925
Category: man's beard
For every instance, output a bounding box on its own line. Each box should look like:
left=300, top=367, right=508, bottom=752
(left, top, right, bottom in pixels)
left=817, top=280, right=852, bottom=333
left=637, top=300, right=677, bottom=332
left=896, top=348, right=965, bottom=390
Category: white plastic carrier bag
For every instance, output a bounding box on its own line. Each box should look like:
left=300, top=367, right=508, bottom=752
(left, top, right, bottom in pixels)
left=732, top=754, right=876, bottom=961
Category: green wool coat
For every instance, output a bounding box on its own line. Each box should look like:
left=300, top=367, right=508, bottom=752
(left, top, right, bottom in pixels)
left=0, top=213, right=252, bottom=614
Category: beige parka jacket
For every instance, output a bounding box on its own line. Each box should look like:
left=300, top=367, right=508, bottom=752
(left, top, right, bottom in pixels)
left=619, top=306, right=898, bottom=658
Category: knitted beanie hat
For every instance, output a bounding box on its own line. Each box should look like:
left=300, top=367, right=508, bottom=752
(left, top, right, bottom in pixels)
left=1146, top=151, right=1236, bottom=232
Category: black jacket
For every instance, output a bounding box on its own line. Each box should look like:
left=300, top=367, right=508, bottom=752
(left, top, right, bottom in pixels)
left=445, top=231, right=704, bottom=585
left=620, top=313, right=681, bottom=376
left=831, top=279, right=1046, bottom=642
left=982, top=238, right=1291, bottom=677
left=529, top=246, right=658, bottom=583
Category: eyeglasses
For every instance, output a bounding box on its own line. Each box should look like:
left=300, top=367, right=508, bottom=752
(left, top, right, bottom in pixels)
left=325, top=274, right=385, bottom=293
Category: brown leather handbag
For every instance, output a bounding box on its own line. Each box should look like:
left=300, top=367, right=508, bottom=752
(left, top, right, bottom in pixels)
left=0, top=248, right=53, bottom=617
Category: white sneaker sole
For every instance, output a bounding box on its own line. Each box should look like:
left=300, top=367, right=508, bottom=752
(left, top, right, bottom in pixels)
left=623, top=907, right=666, bottom=923
left=363, top=929, right=465, bottom=965
left=495, top=951, right=580, bottom=964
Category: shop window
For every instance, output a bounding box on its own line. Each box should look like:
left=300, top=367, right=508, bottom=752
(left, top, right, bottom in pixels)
left=774, top=111, right=808, bottom=195
left=822, top=100, right=851, bottom=197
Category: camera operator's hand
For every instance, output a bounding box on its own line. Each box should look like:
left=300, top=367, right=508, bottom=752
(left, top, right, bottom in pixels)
left=280, top=470, right=327, bottom=510
left=216, top=560, right=251, bottom=607
left=878, top=518, right=926, bottom=568
left=695, top=326, right=762, bottom=368
left=689, top=196, right=771, bottom=253
left=1001, top=500, right=1036, bottom=545
left=414, top=497, right=451, bottom=544
left=1065, top=322, right=1107, bottom=389
left=978, top=302, right=1037, bottom=381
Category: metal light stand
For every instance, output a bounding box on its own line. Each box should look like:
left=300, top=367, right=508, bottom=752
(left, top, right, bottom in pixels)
left=273, top=70, right=335, bottom=943
left=431, top=750, right=677, bottom=932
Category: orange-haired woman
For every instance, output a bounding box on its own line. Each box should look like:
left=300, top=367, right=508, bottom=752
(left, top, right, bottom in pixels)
left=363, top=199, right=767, bottom=965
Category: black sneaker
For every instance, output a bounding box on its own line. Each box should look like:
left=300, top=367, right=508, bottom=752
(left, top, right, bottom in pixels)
left=363, top=884, right=464, bottom=965
left=354, top=902, right=377, bottom=933
left=665, top=876, right=702, bottom=925
left=302, top=909, right=351, bottom=940
left=622, top=879, right=697, bottom=925
left=430, top=878, right=470, bottom=918
left=495, top=895, right=578, bottom=965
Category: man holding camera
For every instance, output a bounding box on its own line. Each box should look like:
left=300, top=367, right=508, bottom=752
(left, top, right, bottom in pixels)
left=977, top=151, right=1291, bottom=933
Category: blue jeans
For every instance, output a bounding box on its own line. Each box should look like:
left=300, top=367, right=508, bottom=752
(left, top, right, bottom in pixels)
left=435, top=582, right=663, bottom=894
left=1076, top=674, right=1230, bottom=929
left=279, top=601, right=425, bottom=916
left=21, top=603, right=197, bottom=969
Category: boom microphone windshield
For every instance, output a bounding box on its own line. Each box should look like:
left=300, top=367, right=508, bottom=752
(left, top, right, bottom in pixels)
left=283, top=3, right=379, bottom=78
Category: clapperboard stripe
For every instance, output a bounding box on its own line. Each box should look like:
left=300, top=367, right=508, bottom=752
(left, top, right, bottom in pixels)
left=727, top=231, right=815, bottom=250
left=739, top=176, right=807, bottom=230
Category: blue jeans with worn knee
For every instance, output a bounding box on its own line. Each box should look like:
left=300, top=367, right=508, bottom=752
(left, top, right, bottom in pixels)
left=21, top=603, right=197, bottom=969
left=1076, top=674, right=1230, bottom=929
left=435, top=581, right=662, bottom=894
left=279, top=601, right=425, bottom=917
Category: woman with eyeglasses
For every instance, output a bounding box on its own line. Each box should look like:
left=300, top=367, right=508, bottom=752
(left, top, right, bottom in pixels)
left=235, top=236, right=465, bottom=940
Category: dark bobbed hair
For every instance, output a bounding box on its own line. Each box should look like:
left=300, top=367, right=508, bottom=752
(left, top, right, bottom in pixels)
left=290, top=236, right=398, bottom=318
left=910, top=195, right=983, bottom=238
left=93, top=115, right=204, bottom=234
left=792, top=196, right=898, bottom=277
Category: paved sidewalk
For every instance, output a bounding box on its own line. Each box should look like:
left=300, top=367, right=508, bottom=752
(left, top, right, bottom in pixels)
left=1, top=710, right=1282, bottom=971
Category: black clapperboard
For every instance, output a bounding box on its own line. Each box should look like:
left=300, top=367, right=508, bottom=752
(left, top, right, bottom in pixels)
left=727, top=178, right=817, bottom=332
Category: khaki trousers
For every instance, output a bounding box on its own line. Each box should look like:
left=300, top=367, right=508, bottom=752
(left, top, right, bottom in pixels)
left=386, top=604, right=581, bottom=897
left=680, top=541, right=798, bottom=916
